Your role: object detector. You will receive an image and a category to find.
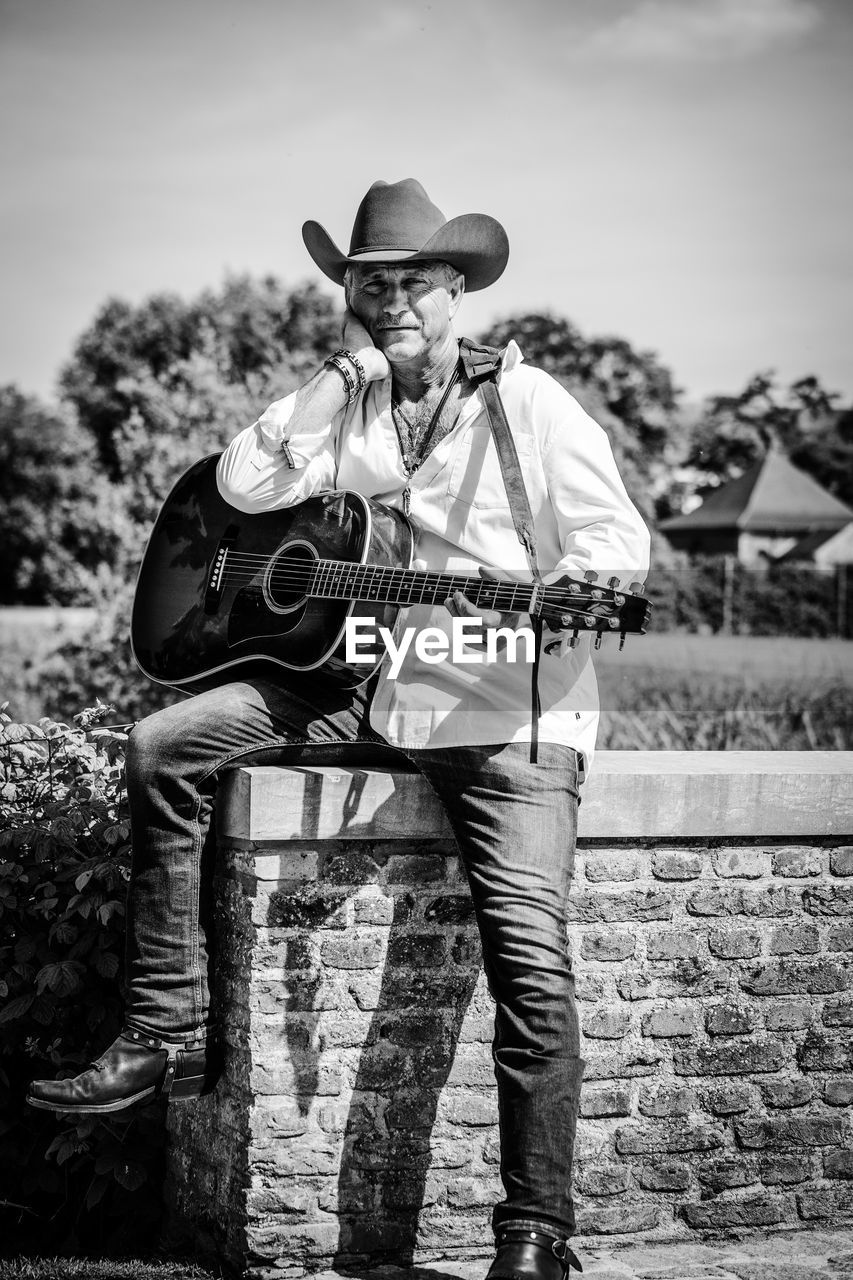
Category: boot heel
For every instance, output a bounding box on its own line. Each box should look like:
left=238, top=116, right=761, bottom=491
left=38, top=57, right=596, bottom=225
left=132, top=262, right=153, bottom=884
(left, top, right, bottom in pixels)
left=168, top=1073, right=210, bottom=1101
left=161, top=1044, right=220, bottom=1103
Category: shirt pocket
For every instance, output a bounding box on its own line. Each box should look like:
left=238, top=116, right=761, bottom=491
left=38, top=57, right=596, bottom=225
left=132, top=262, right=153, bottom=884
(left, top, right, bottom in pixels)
left=446, top=424, right=534, bottom=509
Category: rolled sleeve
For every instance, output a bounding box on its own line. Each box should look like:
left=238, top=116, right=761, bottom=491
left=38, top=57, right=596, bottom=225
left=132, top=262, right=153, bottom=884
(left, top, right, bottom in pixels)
left=535, top=377, right=650, bottom=657
left=538, top=381, right=650, bottom=586
left=216, top=393, right=339, bottom=512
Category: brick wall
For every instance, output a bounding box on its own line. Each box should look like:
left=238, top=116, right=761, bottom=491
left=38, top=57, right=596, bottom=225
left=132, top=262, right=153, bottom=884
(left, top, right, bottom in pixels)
left=164, top=753, right=853, bottom=1278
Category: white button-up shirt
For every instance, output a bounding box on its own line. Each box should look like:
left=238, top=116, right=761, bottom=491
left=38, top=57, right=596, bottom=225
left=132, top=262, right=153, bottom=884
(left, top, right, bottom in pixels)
left=216, top=340, right=650, bottom=776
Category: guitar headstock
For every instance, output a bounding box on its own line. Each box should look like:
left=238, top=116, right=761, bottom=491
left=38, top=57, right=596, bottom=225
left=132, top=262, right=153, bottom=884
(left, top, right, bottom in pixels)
left=540, top=573, right=651, bottom=647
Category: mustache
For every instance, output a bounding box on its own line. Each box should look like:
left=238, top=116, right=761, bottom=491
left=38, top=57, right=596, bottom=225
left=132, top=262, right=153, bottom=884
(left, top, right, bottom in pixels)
left=374, top=313, right=417, bottom=330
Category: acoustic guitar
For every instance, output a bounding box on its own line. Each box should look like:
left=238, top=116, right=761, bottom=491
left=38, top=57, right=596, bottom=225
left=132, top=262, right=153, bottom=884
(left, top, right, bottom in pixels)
left=131, top=454, right=650, bottom=690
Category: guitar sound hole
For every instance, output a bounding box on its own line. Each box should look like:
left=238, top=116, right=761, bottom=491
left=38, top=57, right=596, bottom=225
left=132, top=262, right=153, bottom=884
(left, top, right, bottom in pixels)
left=263, top=542, right=317, bottom=614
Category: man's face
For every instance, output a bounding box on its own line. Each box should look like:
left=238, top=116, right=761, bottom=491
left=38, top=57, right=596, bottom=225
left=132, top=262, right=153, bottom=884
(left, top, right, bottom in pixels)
left=346, top=261, right=463, bottom=366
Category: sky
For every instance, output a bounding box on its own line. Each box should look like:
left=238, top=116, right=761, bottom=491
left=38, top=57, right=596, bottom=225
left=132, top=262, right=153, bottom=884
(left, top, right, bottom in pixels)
left=1, top=0, right=851, bottom=406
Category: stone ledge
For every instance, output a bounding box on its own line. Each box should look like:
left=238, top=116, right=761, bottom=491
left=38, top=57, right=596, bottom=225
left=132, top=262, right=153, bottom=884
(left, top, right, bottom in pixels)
left=220, top=751, right=853, bottom=843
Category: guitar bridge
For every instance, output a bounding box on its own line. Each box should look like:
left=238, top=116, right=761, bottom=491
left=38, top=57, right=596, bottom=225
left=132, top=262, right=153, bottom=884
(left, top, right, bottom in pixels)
left=204, top=525, right=239, bottom=615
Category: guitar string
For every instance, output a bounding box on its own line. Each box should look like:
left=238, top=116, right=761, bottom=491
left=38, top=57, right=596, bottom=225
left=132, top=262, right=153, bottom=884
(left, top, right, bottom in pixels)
left=214, top=568, right=623, bottom=616
left=214, top=556, right=628, bottom=604
left=210, top=547, right=634, bottom=589
left=208, top=571, right=626, bottom=628
left=215, top=564, right=625, bottom=608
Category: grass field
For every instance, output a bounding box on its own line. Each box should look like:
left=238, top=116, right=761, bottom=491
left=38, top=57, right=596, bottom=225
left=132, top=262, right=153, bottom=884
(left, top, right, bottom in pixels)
left=1, top=608, right=851, bottom=749
left=0, top=1260, right=219, bottom=1280
left=0, top=608, right=96, bottom=723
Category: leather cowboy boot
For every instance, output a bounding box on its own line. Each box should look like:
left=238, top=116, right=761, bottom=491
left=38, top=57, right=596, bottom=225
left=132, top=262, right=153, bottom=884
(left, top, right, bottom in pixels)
left=26, top=1028, right=220, bottom=1114
left=486, top=1227, right=583, bottom=1280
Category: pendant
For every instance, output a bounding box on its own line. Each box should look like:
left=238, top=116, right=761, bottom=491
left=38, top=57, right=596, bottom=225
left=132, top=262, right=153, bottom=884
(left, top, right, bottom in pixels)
left=402, top=486, right=411, bottom=517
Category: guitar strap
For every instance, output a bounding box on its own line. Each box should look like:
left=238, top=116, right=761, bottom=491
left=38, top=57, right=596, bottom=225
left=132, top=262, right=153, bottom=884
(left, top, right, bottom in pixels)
left=458, top=338, right=545, bottom=763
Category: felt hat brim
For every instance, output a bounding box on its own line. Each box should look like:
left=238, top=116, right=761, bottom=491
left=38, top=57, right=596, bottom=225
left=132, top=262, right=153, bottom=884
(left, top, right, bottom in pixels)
left=302, top=212, right=509, bottom=292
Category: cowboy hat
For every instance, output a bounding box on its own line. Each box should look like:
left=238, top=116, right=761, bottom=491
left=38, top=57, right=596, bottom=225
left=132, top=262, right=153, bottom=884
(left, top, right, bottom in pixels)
left=302, top=178, right=509, bottom=292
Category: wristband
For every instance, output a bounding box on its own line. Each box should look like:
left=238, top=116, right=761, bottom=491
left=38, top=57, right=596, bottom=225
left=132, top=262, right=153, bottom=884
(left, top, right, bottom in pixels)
left=336, top=348, right=367, bottom=395
left=325, top=353, right=358, bottom=404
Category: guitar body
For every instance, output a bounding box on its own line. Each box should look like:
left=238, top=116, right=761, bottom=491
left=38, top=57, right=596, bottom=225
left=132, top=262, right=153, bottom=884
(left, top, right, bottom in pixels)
left=131, top=455, right=414, bottom=690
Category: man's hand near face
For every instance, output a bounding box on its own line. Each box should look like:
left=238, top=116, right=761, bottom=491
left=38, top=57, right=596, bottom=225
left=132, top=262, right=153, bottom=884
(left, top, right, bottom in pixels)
left=342, top=308, right=390, bottom=382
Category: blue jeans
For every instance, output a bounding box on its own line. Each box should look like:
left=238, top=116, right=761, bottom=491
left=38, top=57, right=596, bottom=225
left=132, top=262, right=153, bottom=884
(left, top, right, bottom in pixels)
left=123, top=676, right=583, bottom=1237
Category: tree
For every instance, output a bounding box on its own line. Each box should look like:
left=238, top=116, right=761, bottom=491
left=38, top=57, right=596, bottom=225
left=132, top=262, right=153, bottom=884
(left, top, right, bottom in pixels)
left=478, top=311, right=682, bottom=524
left=29, top=278, right=345, bottom=713
left=60, top=277, right=343, bottom=480
left=0, top=386, right=123, bottom=605
left=683, top=371, right=852, bottom=506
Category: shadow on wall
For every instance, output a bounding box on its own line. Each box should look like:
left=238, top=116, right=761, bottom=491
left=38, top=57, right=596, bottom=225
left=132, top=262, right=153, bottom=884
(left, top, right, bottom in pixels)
left=265, top=769, right=486, bottom=1268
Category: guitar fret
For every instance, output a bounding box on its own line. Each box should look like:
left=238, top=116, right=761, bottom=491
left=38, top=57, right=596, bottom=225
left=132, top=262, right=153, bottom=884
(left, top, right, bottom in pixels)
left=309, top=561, right=605, bottom=619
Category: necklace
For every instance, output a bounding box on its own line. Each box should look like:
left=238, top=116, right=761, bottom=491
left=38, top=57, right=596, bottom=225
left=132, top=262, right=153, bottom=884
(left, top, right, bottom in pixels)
left=391, top=364, right=461, bottom=515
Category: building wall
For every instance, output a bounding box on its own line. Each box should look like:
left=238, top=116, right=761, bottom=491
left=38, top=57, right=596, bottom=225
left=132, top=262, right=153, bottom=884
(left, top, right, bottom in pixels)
left=738, top=532, right=799, bottom=565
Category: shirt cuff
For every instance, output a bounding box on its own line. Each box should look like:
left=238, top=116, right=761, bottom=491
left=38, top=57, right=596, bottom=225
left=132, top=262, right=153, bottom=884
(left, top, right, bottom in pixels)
left=256, top=394, right=334, bottom=469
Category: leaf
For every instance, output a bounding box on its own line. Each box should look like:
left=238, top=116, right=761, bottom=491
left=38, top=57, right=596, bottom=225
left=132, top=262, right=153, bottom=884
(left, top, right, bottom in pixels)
left=113, top=1159, right=146, bottom=1191
left=84, top=1173, right=109, bottom=1210
left=94, top=951, right=119, bottom=979
left=0, top=992, right=35, bottom=1024
left=45, top=1132, right=66, bottom=1158
left=97, top=901, right=122, bottom=926
left=48, top=920, right=78, bottom=946
left=75, top=868, right=94, bottom=891
left=30, top=995, right=56, bottom=1025
left=14, top=937, right=37, bottom=963
left=35, top=960, right=85, bottom=997
left=56, top=1136, right=84, bottom=1166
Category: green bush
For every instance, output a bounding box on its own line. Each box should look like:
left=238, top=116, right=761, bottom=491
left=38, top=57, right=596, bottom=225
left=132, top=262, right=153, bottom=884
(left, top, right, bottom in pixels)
left=647, top=560, right=849, bottom=638
left=0, top=704, right=163, bottom=1256
left=32, top=586, right=177, bottom=726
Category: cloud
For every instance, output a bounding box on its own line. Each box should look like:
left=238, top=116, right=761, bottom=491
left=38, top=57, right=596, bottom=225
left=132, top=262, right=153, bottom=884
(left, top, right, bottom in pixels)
left=580, top=0, right=821, bottom=62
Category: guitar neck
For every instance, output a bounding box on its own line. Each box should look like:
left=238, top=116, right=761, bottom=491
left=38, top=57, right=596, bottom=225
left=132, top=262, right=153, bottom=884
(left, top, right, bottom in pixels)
left=310, top=560, right=534, bottom=612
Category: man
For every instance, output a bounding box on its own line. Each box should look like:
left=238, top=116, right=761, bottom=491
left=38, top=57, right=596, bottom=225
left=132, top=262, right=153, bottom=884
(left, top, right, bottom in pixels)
left=29, top=179, right=649, bottom=1280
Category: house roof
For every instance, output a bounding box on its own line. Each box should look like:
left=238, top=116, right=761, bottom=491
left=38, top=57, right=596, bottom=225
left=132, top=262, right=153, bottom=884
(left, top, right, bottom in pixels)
left=660, top=449, right=853, bottom=534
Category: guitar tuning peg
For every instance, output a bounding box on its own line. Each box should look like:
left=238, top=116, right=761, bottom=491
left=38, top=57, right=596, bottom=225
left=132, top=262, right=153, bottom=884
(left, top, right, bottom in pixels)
left=594, top=634, right=603, bottom=650
left=569, top=631, right=579, bottom=648
left=583, top=616, right=595, bottom=627
left=584, top=570, right=598, bottom=583
left=608, top=617, right=620, bottom=629
left=629, top=581, right=646, bottom=594
left=607, top=576, right=620, bottom=589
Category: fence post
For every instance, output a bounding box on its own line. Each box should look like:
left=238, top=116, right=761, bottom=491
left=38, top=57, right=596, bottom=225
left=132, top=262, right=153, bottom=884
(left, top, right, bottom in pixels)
left=721, top=554, right=735, bottom=634
left=838, top=563, right=848, bottom=639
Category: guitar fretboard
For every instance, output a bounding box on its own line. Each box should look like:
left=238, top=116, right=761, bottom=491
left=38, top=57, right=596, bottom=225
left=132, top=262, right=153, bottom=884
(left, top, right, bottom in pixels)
left=308, top=561, right=536, bottom=611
